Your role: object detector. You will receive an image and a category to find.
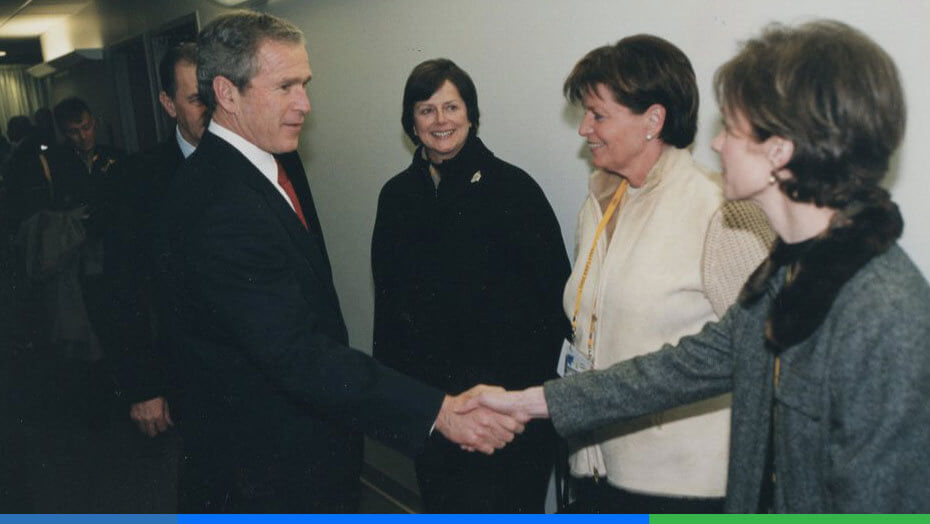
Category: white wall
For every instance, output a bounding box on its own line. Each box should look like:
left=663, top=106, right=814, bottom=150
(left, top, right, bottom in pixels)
left=265, top=0, right=930, bottom=359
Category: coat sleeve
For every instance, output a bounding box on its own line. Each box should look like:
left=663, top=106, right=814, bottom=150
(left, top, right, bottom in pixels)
left=370, top=183, right=411, bottom=373
left=106, top=153, right=164, bottom=404
left=494, top=173, right=571, bottom=383
left=183, top=195, right=445, bottom=455
left=544, top=308, right=737, bottom=438
left=824, top=276, right=930, bottom=512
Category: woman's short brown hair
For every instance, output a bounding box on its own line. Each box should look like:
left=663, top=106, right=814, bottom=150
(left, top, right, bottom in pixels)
left=401, top=58, right=479, bottom=145
left=564, top=34, right=699, bottom=148
left=714, top=20, right=906, bottom=207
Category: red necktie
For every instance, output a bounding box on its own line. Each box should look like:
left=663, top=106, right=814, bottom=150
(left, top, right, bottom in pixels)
left=276, top=159, right=308, bottom=230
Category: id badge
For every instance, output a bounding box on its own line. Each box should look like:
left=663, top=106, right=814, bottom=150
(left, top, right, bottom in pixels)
left=557, top=338, right=593, bottom=377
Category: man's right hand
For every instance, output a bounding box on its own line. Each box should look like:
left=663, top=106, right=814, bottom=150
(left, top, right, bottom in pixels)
left=130, top=396, right=174, bottom=437
left=433, top=385, right=527, bottom=455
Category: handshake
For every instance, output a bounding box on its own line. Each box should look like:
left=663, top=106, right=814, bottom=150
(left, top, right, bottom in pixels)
left=433, top=385, right=550, bottom=455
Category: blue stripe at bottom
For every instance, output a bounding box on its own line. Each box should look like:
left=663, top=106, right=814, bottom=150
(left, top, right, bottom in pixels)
left=1, top=516, right=177, bottom=524
left=178, top=515, right=649, bottom=523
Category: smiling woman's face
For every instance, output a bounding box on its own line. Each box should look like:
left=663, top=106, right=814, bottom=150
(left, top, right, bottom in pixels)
left=413, top=80, right=471, bottom=163
left=578, top=83, right=653, bottom=183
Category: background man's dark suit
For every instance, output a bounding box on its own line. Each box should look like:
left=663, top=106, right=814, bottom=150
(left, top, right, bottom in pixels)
left=108, top=139, right=184, bottom=408
left=155, top=131, right=446, bottom=512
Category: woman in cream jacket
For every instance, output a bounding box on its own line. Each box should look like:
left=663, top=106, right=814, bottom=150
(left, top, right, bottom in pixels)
left=558, top=35, right=772, bottom=512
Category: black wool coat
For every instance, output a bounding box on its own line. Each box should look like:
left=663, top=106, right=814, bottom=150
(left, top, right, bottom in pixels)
left=372, top=134, right=570, bottom=393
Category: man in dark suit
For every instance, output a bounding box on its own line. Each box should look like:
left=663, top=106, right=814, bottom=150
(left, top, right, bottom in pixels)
left=114, top=42, right=205, bottom=438
left=154, top=11, right=523, bottom=513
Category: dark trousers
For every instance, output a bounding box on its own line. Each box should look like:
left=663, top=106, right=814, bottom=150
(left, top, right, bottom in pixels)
left=562, top=477, right=725, bottom=514
left=415, top=419, right=556, bottom=513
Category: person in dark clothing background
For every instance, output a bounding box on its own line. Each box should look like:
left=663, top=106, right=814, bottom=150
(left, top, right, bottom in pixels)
left=111, top=42, right=205, bottom=439
left=51, top=97, right=125, bottom=221
left=2, top=115, right=48, bottom=233
left=43, top=97, right=126, bottom=427
left=33, top=108, right=56, bottom=147
left=372, top=58, right=571, bottom=513
left=1, top=97, right=126, bottom=432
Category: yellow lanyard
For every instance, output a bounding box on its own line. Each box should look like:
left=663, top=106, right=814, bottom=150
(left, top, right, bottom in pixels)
left=570, top=179, right=629, bottom=352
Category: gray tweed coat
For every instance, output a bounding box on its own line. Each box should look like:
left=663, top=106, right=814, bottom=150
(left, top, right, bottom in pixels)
left=545, top=244, right=930, bottom=513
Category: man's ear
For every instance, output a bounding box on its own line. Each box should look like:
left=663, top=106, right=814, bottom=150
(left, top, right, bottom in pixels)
left=213, top=75, right=239, bottom=113
left=645, top=103, right=666, bottom=137
left=158, top=91, right=177, bottom=119
left=767, top=137, right=795, bottom=170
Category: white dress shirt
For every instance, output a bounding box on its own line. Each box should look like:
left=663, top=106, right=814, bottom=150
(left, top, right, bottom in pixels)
left=176, top=126, right=197, bottom=159
left=208, top=120, right=296, bottom=211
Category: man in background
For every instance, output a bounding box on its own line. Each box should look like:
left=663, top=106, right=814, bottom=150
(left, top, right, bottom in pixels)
left=9, top=97, right=127, bottom=428
left=52, top=97, right=126, bottom=229
left=114, top=42, right=206, bottom=438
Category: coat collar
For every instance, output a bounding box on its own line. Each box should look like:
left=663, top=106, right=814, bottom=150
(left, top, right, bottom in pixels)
left=409, top=132, right=493, bottom=189
left=587, top=145, right=687, bottom=206
left=198, top=131, right=335, bottom=283
left=739, top=196, right=903, bottom=351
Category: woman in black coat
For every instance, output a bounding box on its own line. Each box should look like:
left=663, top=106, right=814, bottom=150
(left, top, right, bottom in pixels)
left=372, top=58, right=571, bottom=513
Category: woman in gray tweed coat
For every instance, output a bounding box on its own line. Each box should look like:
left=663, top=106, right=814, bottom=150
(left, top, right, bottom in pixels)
left=470, top=20, right=930, bottom=513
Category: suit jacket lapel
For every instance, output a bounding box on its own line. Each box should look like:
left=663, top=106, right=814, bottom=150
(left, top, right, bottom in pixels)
left=172, top=140, right=184, bottom=167
left=275, top=153, right=331, bottom=259
left=201, top=133, right=334, bottom=283
left=274, top=151, right=346, bottom=329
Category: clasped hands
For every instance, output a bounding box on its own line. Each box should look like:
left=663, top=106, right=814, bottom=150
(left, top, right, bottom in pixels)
left=433, top=385, right=549, bottom=455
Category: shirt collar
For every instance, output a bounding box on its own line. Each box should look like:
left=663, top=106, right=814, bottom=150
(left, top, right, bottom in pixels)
left=208, top=119, right=278, bottom=185
left=207, top=120, right=295, bottom=210
left=175, top=126, right=197, bottom=159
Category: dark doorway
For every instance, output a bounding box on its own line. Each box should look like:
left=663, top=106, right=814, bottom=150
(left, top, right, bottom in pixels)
left=108, top=13, right=199, bottom=154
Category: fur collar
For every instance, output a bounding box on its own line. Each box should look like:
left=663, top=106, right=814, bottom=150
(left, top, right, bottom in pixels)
left=739, top=197, right=903, bottom=352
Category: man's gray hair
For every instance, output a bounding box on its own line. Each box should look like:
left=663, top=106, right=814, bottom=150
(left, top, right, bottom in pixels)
left=197, top=10, right=305, bottom=117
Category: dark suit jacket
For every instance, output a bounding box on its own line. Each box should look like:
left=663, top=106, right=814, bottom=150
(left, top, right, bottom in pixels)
left=154, top=131, right=444, bottom=512
left=108, top=139, right=184, bottom=404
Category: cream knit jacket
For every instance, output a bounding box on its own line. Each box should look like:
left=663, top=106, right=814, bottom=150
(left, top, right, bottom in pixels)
left=563, top=146, right=772, bottom=497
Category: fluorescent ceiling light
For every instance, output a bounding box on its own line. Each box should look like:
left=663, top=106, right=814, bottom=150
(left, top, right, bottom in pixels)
left=0, top=14, right=69, bottom=37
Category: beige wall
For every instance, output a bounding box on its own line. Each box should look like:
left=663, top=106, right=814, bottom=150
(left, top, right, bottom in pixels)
left=96, top=0, right=246, bottom=46
left=40, top=4, right=104, bottom=62
left=41, top=0, right=245, bottom=54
